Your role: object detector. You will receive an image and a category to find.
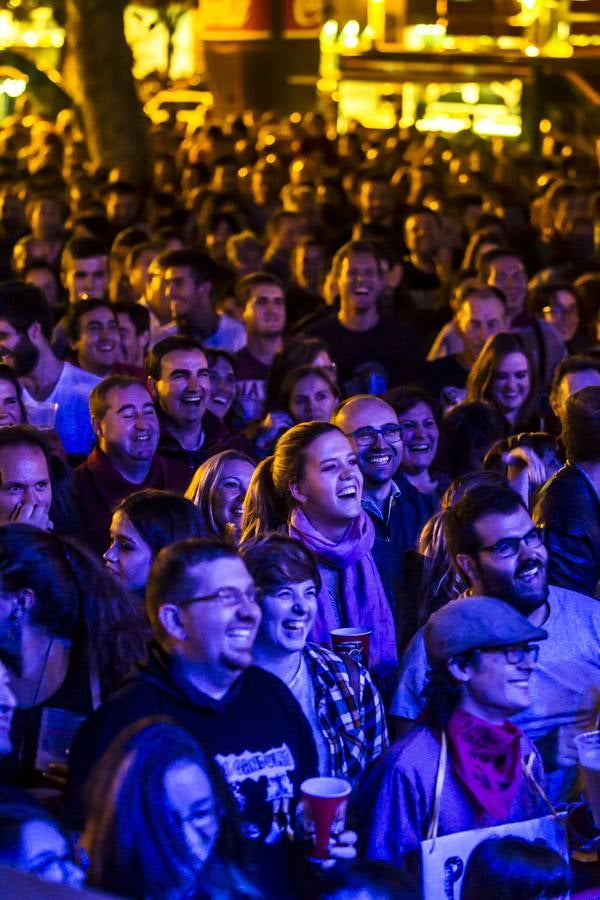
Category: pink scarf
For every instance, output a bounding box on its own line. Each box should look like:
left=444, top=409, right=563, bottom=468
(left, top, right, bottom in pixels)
left=288, top=508, right=397, bottom=669
left=446, top=708, right=523, bottom=820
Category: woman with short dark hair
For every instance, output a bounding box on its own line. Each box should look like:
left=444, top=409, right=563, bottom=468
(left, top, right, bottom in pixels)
left=241, top=533, right=387, bottom=788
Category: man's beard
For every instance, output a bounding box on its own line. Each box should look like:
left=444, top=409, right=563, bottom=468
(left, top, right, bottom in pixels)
left=11, top=333, right=39, bottom=376
left=475, top=557, right=549, bottom=615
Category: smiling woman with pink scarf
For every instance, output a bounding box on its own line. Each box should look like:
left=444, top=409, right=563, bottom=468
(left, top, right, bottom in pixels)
left=241, top=421, right=398, bottom=673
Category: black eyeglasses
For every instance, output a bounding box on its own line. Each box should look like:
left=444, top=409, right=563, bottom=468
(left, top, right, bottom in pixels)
left=179, top=587, right=258, bottom=608
left=485, top=644, right=540, bottom=665
left=346, top=424, right=403, bottom=447
left=477, top=526, right=544, bottom=559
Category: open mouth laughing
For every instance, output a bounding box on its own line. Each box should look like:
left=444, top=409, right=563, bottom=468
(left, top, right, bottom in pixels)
left=337, top=484, right=359, bottom=500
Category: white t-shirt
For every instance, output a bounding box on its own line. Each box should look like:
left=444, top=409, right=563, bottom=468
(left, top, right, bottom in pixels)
left=22, top=362, right=100, bottom=455
left=287, top=655, right=330, bottom=776
left=203, top=314, right=246, bottom=353
left=150, top=314, right=247, bottom=354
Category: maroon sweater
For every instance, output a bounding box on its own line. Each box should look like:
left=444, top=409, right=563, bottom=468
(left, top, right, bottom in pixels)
left=74, top=446, right=191, bottom=553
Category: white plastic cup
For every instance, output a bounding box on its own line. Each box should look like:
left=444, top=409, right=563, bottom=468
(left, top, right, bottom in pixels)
left=574, top=730, right=600, bottom=828
left=26, top=401, right=58, bottom=431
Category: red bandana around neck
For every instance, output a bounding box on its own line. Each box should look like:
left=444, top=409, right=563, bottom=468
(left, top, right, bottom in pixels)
left=446, top=708, right=523, bottom=820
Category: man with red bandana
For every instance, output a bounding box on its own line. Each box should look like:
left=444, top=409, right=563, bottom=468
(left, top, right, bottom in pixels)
left=365, top=595, right=549, bottom=864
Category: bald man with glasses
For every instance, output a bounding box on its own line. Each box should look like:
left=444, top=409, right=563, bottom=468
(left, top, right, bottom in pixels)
left=333, top=396, right=433, bottom=646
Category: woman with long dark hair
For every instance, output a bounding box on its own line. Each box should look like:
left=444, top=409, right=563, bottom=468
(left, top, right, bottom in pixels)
left=83, top=718, right=258, bottom=900
left=253, top=337, right=338, bottom=458
left=104, top=490, right=205, bottom=595
left=278, top=365, right=340, bottom=425
left=0, top=524, right=146, bottom=787
left=467, top=332, right=540, bottom=433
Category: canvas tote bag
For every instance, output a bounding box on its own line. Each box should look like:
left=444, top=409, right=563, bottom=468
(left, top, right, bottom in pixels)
left=419, top=731, right=569, bottom=899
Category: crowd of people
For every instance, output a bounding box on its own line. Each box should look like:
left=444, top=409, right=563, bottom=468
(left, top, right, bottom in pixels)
left=0, top=103, right=597, bottom=897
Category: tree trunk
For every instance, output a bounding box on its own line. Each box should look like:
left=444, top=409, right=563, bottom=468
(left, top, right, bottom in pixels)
left=64, top=0, right=151, bottom=183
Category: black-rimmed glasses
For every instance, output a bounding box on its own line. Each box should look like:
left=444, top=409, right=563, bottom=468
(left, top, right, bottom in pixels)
left=346, top=424, right=403, bottom=447
left=477, top=527, right=544, bottom=559
left=485, top=644, right=540, bottom=665
left=179, top=587, right=258, bottom=608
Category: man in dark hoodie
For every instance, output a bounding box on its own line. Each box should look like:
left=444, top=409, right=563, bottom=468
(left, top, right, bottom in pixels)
left=67, top=538, right=317, bottom=897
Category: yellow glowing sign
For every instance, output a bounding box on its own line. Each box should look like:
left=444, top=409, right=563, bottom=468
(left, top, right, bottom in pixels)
left=473, top=118, right=521, bottom=137
left=320, top=19, right=338, bottom=41
left=339, top=20, right=360, bottom=50
left=415, top=115, right=469, bottom=134
left=2, top=77, right=26, bottom=97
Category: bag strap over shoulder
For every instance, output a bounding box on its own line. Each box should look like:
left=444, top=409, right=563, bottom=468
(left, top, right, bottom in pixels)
left=426, top=730, right=448, bottom=846
left=522, top=751, right=562, bottom=822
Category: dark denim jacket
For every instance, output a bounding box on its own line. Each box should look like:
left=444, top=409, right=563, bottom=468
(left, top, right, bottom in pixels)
left=363, top=474, right=435, bottom=646
left=534, top=462, right=600, bottom=599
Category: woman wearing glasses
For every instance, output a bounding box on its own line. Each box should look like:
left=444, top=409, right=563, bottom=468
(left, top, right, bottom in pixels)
left=530, top=282, right=590, bottom=355
left=364, top=596, right=550, bottom=866
left=0, top=799, right=85, bottom=889
left=82, top=718, right=258, bottom=899
left=241, top=422, right=398, bottom=672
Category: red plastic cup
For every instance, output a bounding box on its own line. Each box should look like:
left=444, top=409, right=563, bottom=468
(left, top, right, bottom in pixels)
left=301, top=776, right=351, bottom=860
left=330, top=627, right=371, bottom=668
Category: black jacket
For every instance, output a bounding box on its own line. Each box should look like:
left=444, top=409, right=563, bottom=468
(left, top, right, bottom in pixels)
left=158, top=409, right=251, bottom=470
left=67, top=642, right=318, bottom=897
left=534, top=462, right=600, bottom=599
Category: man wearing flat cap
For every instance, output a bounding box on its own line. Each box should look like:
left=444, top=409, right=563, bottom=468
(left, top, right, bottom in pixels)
left=392, top=483, right=600, bottom=803
left=363, top=596, right=549, bottom=865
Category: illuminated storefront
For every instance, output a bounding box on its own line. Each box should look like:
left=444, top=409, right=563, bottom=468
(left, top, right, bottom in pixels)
left=318, top=0, right=600, bottom=143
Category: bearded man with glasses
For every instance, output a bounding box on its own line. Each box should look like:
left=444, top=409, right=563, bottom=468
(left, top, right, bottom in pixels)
left=66, top=539, right=319, bottom=898
left=390, top=484, right=600, bottom=803
left=333, top=395, right=433, bottom=644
